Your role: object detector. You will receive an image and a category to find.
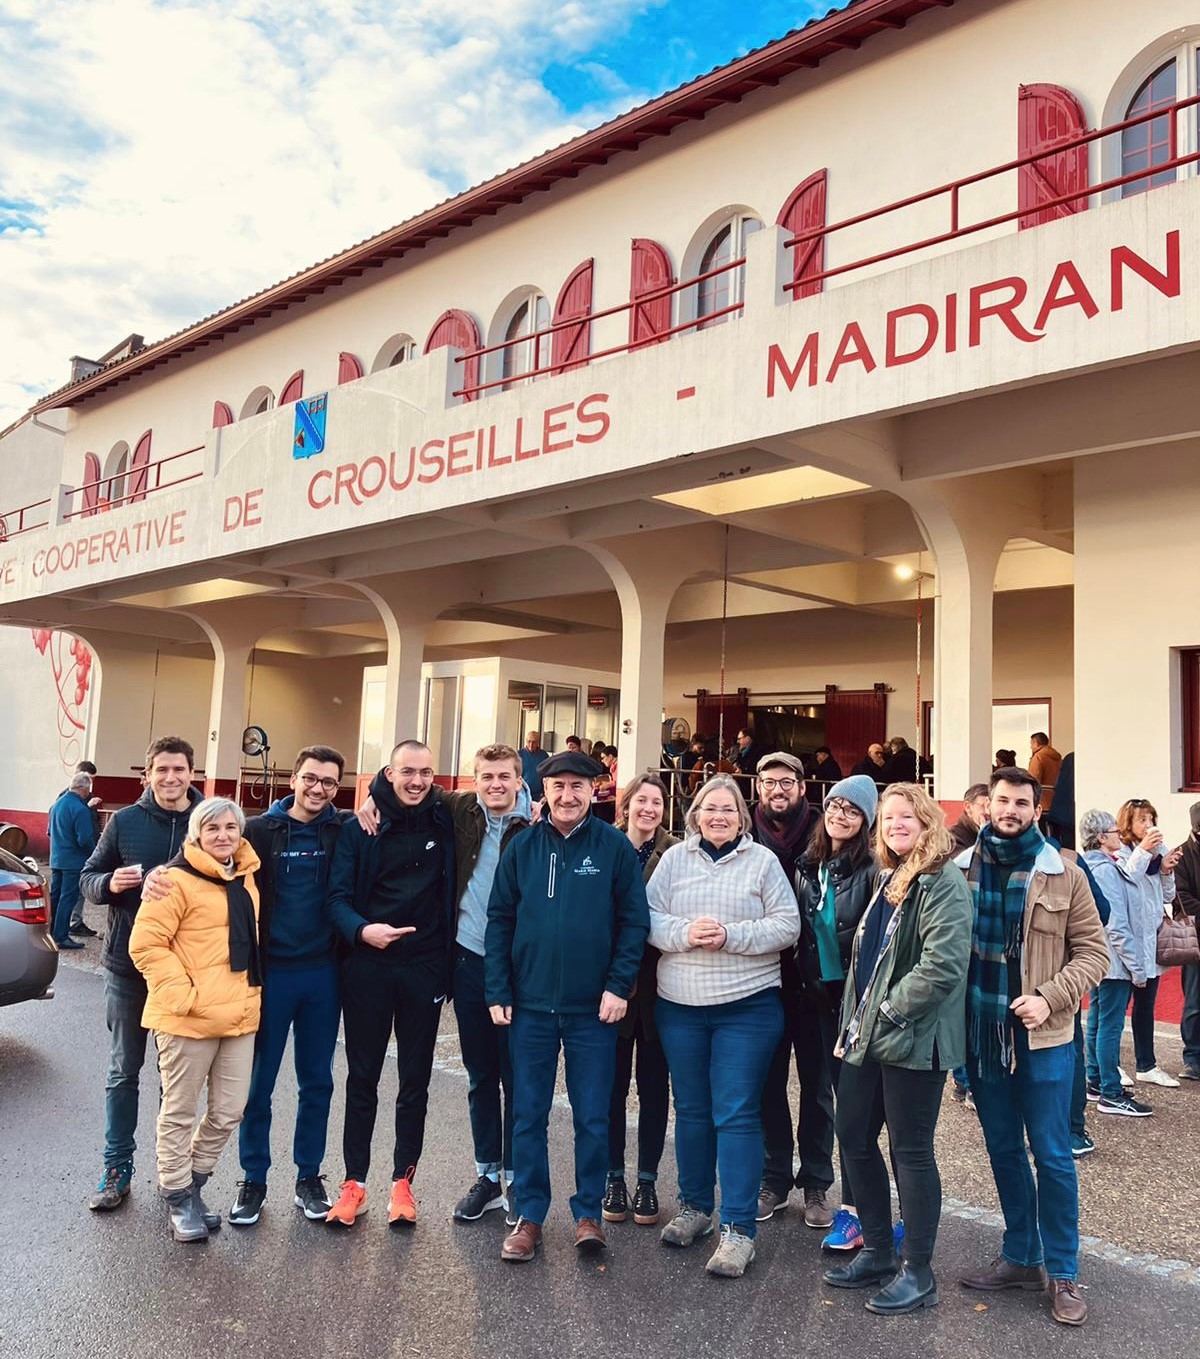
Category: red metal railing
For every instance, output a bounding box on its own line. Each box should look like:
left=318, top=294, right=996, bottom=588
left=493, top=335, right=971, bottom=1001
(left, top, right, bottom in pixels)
left=61, top=446, right=205, bottom=522
left=0, top=497, right=53, bottom=542
left=783, top=93, right=1200, bottom=293
left=452, top=256, right=747, bottom=398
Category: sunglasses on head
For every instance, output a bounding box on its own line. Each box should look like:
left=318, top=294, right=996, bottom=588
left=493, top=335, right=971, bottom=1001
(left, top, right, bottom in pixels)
left=1128, top=799, right=1152, bottom=808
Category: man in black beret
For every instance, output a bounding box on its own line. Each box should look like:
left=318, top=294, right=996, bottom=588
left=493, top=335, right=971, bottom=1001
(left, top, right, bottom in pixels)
left=486, top=749, right=649, bottom=1262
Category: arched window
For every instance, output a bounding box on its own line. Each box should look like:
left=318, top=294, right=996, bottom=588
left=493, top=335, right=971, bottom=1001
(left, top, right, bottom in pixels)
left=371, top=334, right=416, bottom=372
left=102, top=441, right=130, bottom=507
left=1120, top=42, right=1200, bottom=197
left=499, top=293, right=550, bottom=390
left=694, top=214, right=761, bottom=329
left=241, top=386, right=274, bottom=419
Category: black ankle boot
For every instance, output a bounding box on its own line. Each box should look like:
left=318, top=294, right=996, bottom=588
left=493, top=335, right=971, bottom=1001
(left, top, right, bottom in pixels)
left=866, top=1262, right=938, bottom=1314
left=192, top=1172, right=222, bottom=1232
left=163, top=1187, right=209, bottom=1243
left=823, top=1246, right=899, bottom=1289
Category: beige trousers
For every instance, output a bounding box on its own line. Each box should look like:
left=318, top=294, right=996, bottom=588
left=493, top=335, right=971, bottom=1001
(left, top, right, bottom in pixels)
left=154, top=1030, right=255, bottom=1192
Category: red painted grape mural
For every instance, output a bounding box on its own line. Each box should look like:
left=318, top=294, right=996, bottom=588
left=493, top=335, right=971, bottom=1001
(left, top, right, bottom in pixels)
left=30, top=629, right=92, bottom=770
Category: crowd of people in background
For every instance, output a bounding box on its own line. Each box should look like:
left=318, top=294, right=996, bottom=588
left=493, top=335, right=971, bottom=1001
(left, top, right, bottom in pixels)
left=47, top=722, right=1200, bottom=1329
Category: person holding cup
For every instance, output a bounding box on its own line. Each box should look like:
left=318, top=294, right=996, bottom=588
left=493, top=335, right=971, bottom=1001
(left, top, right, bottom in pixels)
left=80, top=737, right=204, bottom=1215
left=1115, top=798, right=1183, bottom=1087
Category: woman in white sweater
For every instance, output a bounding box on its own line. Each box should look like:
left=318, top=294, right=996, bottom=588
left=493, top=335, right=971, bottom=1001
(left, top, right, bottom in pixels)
left=647, top=774, right=800, bottom=1279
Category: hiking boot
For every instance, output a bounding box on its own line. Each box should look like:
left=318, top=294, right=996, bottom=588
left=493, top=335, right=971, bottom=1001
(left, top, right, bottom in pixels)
left=294, top=1176, right=332, bottom=1220
left=822, top=1208, right=864, bottom=1252
left=388, top=1174, right=417, bottom=1227
left=959, top=1256, right=1048, bottom=1291
left=755, top=1187, right=786, bottom=1221
left=326, top=1179, right=368, bottom=1227
left=89, top=1163, right=133, bottom=1212
left=230, top=1180, right=267, bottom=1226
left=1048, top=1278, right=1087, bottom=1326
left=453, top=1174, right=506, bottom=1222
left=601, top=1176, right=629, bottom=1223
left=661, top=1204, right=715, bottom=1248
left=705, top=1224, right=756, bottom=1278
left=632, top=1180, right=660, bottom=1225
left=163, top=1186, right=209, bottom=1243
left=191, top=1172, right=221, bottom=1231
left=803, top=1187, right=833, bottom=1229
left=1097, top=1094, right=1153, bottom=1117
left=501, top=1218, right=542, bottom=1262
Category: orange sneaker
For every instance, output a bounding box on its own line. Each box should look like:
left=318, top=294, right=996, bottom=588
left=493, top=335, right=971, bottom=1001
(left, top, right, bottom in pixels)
left=325, top=1180, right=368, bottom=1228
left=388, top=1174, right=417, bottom=1227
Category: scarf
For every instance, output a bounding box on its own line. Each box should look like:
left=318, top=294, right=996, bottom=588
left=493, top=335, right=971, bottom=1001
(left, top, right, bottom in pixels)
left=966, top=822, right=1043, bottom=1078
left=172, top=854, right=263, bottom=988
left=753, top=802, right=811, bottom=875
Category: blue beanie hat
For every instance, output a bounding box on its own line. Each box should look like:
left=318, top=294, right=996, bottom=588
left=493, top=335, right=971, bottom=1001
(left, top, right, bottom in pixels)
left=823, top=774, right=879, bottom=825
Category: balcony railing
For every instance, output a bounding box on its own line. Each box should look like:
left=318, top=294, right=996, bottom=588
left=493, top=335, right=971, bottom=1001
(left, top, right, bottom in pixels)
left=0, top=497, right=53, bottom=542
left=60, top=446, right=205, bottom=522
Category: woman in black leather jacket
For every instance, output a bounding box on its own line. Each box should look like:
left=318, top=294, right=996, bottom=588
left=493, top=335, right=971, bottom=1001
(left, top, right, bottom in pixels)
left=794, top=774, right=879, bottom=1252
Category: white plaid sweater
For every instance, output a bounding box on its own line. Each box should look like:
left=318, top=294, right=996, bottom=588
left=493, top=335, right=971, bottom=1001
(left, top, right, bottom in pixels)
left=646, top=834, right=800, bottom=1006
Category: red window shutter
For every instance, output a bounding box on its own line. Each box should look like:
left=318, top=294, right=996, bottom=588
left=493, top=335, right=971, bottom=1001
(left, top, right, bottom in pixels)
left=628, top=239, right=674, bottom=349
left=212, top=401, right=234, bottom=428
left=1018, top=83, right=1090, bottom=229
left=424, top=309, right=482, bottom=402
left=279, top=370, right=304, bottom=405
left=337, top=351, right=364, bottom=385
left=550, top=259, right=594, bottom=373
left=777, top=169, right=828, bottom=300
left=128, top=430, right=152, bottom=503
left=81, top=452, right=102, bottom=517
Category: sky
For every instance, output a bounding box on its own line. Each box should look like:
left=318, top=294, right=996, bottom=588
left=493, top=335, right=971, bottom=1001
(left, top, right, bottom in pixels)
left=0, top=0, right=840, bottom=430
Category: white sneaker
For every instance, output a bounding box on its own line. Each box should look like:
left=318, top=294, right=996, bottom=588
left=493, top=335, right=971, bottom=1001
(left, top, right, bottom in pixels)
left=1135, top=1066, right=1180, bottom=1088
left=1118, top=1067, right=1134, bottom=1089
left=705, top=1224, right=756, bottom=1277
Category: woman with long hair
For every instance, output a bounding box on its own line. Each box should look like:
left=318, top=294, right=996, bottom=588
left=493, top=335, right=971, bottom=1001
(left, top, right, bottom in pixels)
left=1114, top=798, right=1184, bottom=1086
left=602, top=774, right=679, bottom=1227
left=647, top=774, right=800, bottom=1278
left=794, top=775, right=880, bottom=1252
left=129, top=797, right=262, bottom=1242
left=823, top=783, right=971, bottom=1314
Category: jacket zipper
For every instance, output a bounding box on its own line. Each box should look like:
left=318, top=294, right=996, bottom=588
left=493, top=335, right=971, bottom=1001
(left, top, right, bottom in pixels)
left=548, top=851, right=557, bottom=899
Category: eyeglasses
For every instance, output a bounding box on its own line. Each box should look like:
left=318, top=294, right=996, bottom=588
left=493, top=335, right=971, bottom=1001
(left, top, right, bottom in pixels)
left=298, top=773, right=339, bottom=791
left=1127, top=799, right=1152, bottom=808
left=826, top=799, right=864, bottom=818
left=758, top=777, right=798, bottom=791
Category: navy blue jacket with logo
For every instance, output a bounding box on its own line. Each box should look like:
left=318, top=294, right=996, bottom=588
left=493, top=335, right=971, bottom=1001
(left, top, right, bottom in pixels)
left=484, top=814, right=649, bottom=1014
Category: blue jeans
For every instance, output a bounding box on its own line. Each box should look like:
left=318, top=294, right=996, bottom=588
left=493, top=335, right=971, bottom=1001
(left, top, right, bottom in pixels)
left=1085, top=978, right=1133, bottom=1100
left=239, top=961, right=340, bottom=1183
left=969, top=1027, right=1079, bottom=1280
left=50, top=868, right=81, bottom=944
left=103, top=969, right=150, bottom=1169
left=454, top=948, right=512, bottom=1177
left=509, top=1007, right=617, bottom=1225
left=657, top=988, right=783, bottom=1237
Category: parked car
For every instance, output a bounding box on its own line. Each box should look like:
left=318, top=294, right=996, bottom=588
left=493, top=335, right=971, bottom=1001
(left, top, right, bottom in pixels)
left=0, top=849, right=58, bottom=1007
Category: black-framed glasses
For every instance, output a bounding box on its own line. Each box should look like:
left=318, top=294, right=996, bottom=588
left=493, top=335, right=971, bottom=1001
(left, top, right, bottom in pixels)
left=1128, top=798, right=1152, bottom=808
left=298, top=773, right=339, bottom=791
left=826, top=799, right=864, bottom=818
left=758, top=777, right=798, bottom=791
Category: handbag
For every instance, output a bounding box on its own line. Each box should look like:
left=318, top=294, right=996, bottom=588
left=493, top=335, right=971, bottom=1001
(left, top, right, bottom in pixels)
left=1155, top=914, right=1200, bottom=968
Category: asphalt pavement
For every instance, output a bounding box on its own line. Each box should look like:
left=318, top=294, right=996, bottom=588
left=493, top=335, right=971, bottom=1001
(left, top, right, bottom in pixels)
left=2, top=954, right=1198, bottom=1359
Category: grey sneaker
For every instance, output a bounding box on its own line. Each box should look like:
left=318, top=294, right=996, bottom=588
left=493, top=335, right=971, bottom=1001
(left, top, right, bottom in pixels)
left=756, top=1187, right=786, bottom=1221
left=705, top=1224, right=756, bottom=1278
left=660, top=1204, right=715, bottom=1248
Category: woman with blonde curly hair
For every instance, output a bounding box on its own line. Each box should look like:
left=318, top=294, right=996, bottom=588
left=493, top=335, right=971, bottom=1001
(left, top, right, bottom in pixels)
left=823, top=783, right=972, bottom=1315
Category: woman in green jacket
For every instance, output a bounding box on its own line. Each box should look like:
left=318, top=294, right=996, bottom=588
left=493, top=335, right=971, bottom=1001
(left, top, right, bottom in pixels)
left=823, top=783, right=971, bottom=1315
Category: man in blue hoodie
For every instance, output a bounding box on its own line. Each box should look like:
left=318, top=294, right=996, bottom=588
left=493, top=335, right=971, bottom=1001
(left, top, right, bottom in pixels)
left=48, top=771, right=97, bottom=949
left=228, top=745, right=350, bottom=1226
left=487, top=750, right=649, bottom=1263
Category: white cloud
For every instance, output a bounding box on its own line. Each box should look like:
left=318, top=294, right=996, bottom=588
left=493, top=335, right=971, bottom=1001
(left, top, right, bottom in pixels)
left=0, top=0, right=663, bottom=428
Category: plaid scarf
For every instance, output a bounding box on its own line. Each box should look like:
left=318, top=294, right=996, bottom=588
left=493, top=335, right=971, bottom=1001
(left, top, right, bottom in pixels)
left=966, top=822, right=1043, bottom=1079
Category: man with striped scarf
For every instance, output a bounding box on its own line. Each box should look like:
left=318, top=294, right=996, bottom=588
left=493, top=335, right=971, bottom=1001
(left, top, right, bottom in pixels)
left=954, top=767, right=1108, bottom=1328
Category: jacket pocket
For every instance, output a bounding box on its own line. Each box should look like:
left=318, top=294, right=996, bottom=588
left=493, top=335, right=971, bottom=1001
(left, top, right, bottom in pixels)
left=867, top=1008, right=916, bottom=1066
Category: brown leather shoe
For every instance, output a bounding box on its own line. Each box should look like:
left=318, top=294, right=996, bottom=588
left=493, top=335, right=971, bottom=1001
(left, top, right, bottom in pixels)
left=501, top=1218, right=542, bottom=1262
left=959, top=1256, right=1048, bottom=1291
left=574, top=1217, right=607, bottom=1252
left=1048, top=1278, right=1087, bottom=1326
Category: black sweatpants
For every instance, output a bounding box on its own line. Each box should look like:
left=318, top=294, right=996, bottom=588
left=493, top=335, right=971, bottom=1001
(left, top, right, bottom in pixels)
left=340, top=949, right=445, bottom=1181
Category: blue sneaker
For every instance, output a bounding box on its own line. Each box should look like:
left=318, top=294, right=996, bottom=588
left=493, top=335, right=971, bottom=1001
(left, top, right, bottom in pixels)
left=89, top=1162, right=133, bottom=1211
left=893, top=1219, right=905, bottom=1251
left=821, top=1207, right=864, bottom=1252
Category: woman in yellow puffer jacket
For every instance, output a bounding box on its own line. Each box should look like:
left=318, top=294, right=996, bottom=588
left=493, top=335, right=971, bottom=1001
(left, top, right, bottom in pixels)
left=129, top=796, right=262, bottom=1242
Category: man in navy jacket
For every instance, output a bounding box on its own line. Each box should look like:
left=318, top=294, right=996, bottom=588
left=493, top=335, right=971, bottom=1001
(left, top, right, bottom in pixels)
left=486, top=750, right=649, bottom=1262
left=48, top=771, right=96, bottom=948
